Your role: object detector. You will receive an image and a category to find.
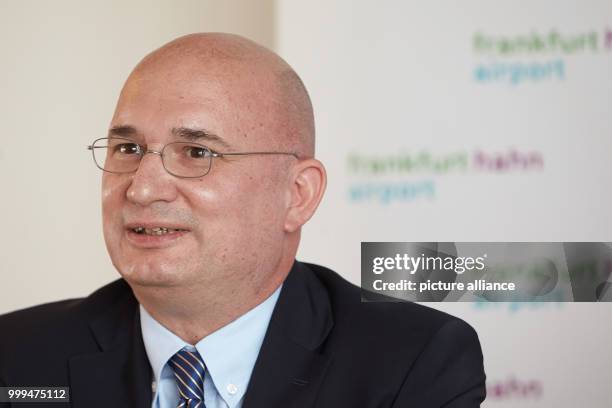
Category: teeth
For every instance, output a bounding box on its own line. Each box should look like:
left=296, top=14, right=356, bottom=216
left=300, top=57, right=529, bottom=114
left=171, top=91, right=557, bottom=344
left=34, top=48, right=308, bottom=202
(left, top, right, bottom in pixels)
left=132, top=226, right=181, bottom=235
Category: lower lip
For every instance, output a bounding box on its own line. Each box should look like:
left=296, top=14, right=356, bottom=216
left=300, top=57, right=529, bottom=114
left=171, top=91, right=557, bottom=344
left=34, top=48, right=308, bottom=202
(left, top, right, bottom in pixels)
left=125, top=229, right=189, bottom=249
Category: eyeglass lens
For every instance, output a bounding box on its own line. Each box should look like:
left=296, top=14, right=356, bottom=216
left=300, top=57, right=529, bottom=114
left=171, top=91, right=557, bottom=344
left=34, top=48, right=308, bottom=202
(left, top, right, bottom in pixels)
left=91, top=137, right=214, bottom=178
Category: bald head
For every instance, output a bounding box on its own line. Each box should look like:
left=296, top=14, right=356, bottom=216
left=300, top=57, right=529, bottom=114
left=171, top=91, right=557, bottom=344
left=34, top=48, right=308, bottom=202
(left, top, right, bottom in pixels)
left=120, top=33, right=315, bottom=157
left=104, top=33, right=327, bottom=317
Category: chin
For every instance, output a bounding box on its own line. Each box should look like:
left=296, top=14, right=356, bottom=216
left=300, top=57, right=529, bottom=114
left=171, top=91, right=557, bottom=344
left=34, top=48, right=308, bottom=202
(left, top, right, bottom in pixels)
left=115, top=260, right=186, bottom=288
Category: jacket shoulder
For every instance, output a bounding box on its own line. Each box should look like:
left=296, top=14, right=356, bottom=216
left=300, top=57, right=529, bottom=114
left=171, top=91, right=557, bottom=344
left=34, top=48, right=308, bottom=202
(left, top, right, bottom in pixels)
left=0, top=279, right=132, bottom=352
left=302, top=261, right=477, bottom=347
left=300, top=261, right=485, bottom=404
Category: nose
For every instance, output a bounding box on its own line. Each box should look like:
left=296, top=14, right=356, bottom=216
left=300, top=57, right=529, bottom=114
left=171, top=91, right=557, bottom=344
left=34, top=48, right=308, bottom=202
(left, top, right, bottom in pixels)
left=126, top=150, right=178, bottom=206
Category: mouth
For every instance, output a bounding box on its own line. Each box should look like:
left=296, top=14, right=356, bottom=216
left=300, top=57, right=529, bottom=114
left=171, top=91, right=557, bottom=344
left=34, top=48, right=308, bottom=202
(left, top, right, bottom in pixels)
left=130, top=226, right=188, bottom=236
left=124, top=223, right=190, bottom=248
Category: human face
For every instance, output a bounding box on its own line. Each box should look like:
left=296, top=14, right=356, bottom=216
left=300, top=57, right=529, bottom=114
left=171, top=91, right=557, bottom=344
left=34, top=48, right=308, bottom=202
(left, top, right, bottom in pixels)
left=102, top=68, right=292, bottom=289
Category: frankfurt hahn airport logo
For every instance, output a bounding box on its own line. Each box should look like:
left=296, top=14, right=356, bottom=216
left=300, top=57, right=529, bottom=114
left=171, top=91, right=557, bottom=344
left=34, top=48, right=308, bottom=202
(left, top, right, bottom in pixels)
left=347, top=148, right=544, bottom=204
left=473, top=27, right=612, bottom=85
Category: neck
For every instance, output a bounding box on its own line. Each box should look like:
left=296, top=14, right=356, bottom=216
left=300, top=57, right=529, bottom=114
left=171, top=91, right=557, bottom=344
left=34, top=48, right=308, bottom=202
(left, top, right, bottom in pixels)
left=130, top=256, right=293, bottom=345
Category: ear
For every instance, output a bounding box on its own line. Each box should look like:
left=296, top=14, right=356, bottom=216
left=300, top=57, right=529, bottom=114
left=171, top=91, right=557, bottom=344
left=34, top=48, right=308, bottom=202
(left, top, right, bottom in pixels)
left=284, top=158, right=327, bottom=233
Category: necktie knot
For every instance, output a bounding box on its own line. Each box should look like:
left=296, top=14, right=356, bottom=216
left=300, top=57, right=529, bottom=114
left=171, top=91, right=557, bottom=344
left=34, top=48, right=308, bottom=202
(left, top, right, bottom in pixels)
left=169, top=347, right=206, bottom=407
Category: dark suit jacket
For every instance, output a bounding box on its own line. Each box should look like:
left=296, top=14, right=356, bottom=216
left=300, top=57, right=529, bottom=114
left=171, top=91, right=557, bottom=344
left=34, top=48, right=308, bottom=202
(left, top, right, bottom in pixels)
left=0, top=261, right=486, bottom=407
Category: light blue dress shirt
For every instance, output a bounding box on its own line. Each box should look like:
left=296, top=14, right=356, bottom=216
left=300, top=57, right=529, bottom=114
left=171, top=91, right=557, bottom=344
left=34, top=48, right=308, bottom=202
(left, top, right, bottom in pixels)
left=140, top=285, right=281, bottom=408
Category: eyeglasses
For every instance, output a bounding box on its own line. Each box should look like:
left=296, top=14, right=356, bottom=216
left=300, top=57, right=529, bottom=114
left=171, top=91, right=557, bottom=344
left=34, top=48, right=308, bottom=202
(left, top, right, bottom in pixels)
left=87, top=137, right=299, bottom=178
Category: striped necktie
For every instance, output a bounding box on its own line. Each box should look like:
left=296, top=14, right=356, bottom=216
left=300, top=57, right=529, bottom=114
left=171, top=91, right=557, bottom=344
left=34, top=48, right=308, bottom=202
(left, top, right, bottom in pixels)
left=169, top=348, right=206, bottom=408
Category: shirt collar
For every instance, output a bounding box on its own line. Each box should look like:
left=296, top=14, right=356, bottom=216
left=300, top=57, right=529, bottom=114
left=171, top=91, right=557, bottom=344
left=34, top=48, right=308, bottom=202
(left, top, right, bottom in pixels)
left=140, top=284, right=282, bottom=403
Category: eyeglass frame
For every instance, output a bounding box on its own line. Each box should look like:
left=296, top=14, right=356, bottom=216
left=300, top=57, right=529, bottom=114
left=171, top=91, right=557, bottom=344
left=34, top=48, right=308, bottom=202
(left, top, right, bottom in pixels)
left=87, top=136, right=300, bottom=178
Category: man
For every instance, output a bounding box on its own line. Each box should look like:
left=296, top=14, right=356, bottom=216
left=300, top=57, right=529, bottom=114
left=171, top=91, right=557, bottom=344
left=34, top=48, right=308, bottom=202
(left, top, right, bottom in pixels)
left=0, top=33, right=485, bottom=407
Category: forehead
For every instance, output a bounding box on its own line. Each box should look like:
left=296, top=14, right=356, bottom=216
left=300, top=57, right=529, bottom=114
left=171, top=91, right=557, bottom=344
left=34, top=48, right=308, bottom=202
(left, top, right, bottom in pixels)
left=112, top=66, right=278, bottom=148
left=114, top=74, right=224, bottom=127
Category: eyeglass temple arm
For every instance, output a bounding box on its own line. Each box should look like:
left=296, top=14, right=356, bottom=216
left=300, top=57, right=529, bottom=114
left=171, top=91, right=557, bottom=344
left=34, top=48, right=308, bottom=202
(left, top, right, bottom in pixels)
left=215, top=151, right=299, bottom=159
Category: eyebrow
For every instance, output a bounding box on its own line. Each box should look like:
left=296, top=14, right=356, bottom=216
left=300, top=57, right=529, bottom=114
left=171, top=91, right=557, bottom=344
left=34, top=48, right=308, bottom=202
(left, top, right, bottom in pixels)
left=107, top=125, right=231, bottom=149
left=108, top=125, right=138, bottom=138
left=172, top=127, right=231, bottom=149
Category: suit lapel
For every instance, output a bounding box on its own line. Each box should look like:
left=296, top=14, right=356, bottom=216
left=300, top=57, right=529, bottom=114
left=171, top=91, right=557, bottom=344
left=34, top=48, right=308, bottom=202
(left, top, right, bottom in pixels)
left=69, top=287, right=152, bottom=408
left=67, top=262, right=332, bottom=407
left=242, top=262, right=334, bottom=408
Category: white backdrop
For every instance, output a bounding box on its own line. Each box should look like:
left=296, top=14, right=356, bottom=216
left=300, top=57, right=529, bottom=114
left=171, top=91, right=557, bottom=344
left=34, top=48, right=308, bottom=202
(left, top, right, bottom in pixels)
left=0, top=0, right=273, bottom=313
left=281, top=1, right=612, bottom=407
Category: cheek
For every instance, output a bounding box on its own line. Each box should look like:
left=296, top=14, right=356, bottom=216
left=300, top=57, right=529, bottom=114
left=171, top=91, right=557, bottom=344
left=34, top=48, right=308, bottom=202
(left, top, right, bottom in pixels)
left=186, top=176, right=266, bottom=230
left=187, top=180, right=223, bottom=206
left=101, top=177, right=127, bottom=231
left=207, top=174, right=285, bottom=232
